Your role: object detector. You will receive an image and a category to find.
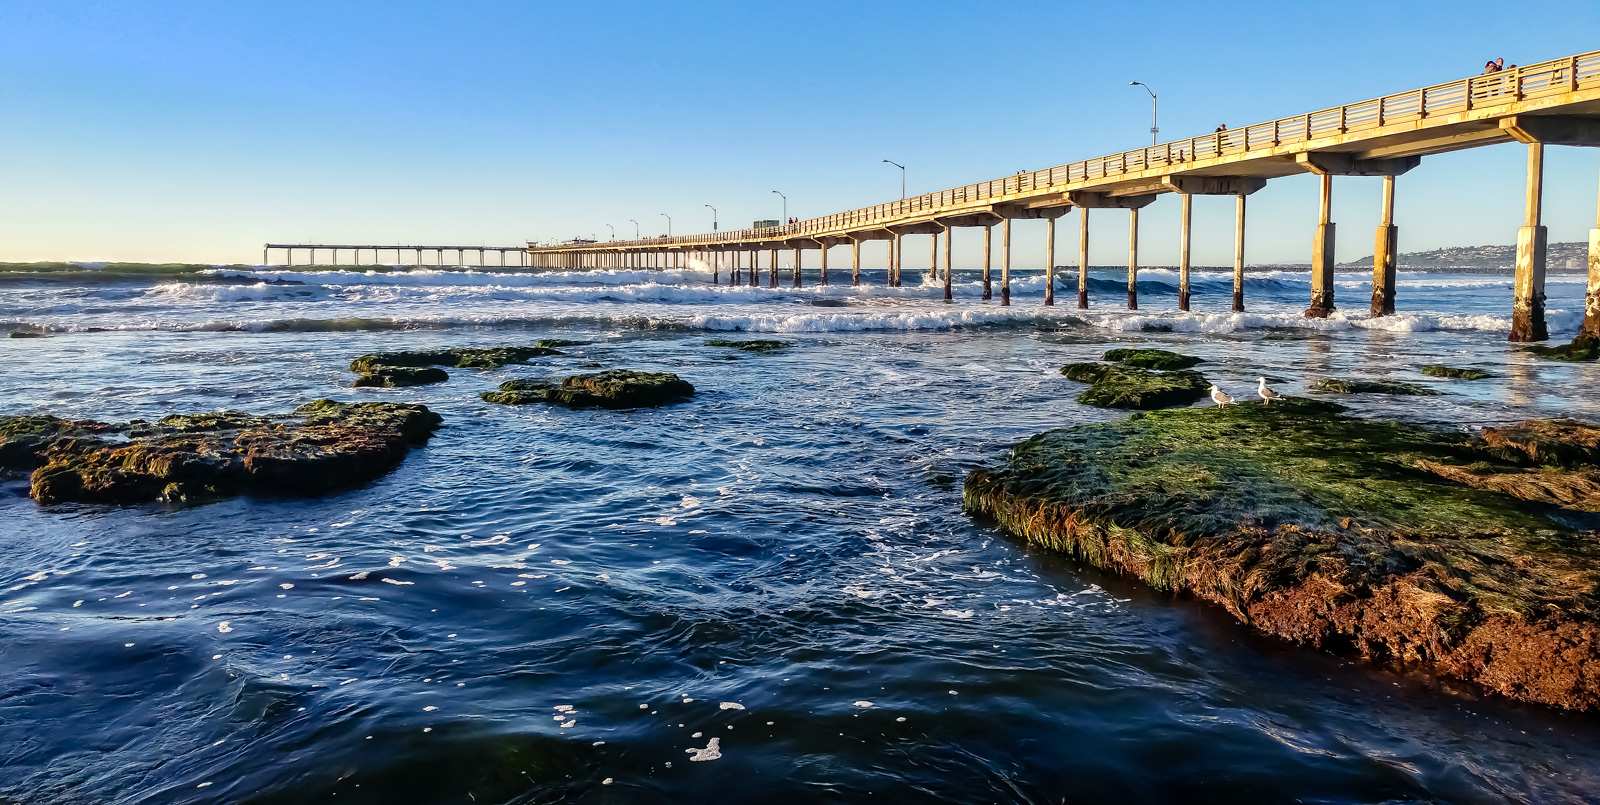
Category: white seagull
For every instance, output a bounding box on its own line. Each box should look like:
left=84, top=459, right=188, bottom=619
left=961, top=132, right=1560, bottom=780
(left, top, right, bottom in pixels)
left=1209, top=384, right=1234, bottom=407
left=1257, top=377, right=1283, bottom=405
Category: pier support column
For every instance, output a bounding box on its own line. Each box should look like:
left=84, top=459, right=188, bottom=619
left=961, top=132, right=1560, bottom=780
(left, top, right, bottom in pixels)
left=1306, top=174, right=1336, bottom=318
left=1178, top=193, right=1192, bottom=311
left=1078, top=209, right=1090, bottom=308
left=793, top=246, right=802, bottom=288
left=850, top=238, right=861, bottom=286
left=928, top=232, right=939, bottom=285
left=941, top=225, right=953, bottom=303
left=1233, top=195, right=1247, bottom=312
left=819, top=242, right=829, bottom=286
left=891, top=233, right=902, bottom=287
left=1126, top=208, right=1139, bottom=310
left=1586, top=171, right=1600, bottom=341
left=769, top=249, right=778, bottom=288
left=1371, top=176, right=1398, bottom=316
left=1511, top=142, right=1548, bottom=341
left=1001, top=218, right=1012, bottom=306
left=1044, top=217, right=1056, bottom=306
left=981, top=225, right=992, bottom=301
left=712, top=250, right=720, bottom=285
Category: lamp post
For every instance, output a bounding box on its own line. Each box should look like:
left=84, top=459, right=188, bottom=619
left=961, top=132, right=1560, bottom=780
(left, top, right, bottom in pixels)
left=628, top=218, right=639, bottom=238
left=606, top=224, right=615, bottom=240
left=1129, top=81, right=1158, bottom=145
left=660, top=213, right=672, bottom=236
left=704, top=204, right=718, bottom=231
left=771, top=190, right=787, bottom=223
left=881, top=159, right=906, bottom=200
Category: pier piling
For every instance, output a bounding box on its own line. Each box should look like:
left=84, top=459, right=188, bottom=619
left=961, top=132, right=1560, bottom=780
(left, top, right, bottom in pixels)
left=1588, top=171, right=1600, bottom=340
left=1511, top=141, right=1548, bottom=341
left=1001, top=218, right=1012, bottom=306
left=1306, top=174, right=1337, bottom=318
left=1372, top=176, right=1398, bottom=316
left=1233, top=195, right=1247, bottom=312
left=1178, top=193, right=1192, bottom=311
left=1078, top=209, right=1089, bottom=309
left=1044, top=217, right=1056, bottom=306
left=981, top=225, right=993, bottom=301
left=1127, top=208, right=1139, bottom=310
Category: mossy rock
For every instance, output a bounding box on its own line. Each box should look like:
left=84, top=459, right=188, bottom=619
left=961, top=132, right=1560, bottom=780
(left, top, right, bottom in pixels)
left=963, top=400, right=1600, bottom=711
left=1, top=401, right=441, bottom=506
left=1311, top=377, right=1437, bottom=396
left=7, top=330, right=45, bottom=339
left=348, top=346, right=562, bottom=374
left=1103, top=347, right=1202, bottom=370
left=353, top=366, right=450, bottom=388
left=1525, top=334, right=1600, bottom=362
left=482, top=370, right=694, bottom=409
left=705, top=339, right=791, bottom=353
left=1480, top=419, right=1600, bottom=469
left=533, top=339, right=589, bottom=349
left=1061, top=363, right=1208, bottom=409
left=1421, top=365, right=1493, bottom=380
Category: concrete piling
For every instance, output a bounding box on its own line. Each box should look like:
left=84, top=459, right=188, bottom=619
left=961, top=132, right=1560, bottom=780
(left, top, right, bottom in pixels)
left=981, top=225, right=993, bottom=301
left=1001, top=218, right=1012, bottom=307
left=1306, top=174, right=1337, bottom=318
left=1078, top=209, right=1089, bottom=309
left=1371, top=175, right=1398, bottom=316
left=1511, top=141, right=1548, bottom=342
left=1233, top=195, right=1247, bottom=312
left=1044, top=217, right=1056, bottom=306
left=1126, top=208, right=1139, bottom=310
left=1178, top=193, right=1192, bottom=311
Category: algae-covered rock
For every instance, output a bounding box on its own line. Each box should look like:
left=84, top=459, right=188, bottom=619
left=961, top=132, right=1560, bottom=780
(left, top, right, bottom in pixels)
left=1481, top=419, right=1600, bottom=469
left=1525, top=334, right=1600, bottom=362
left=1421, top=365, right=1492, bottom=380
left=482, top=370, right=694, bottom=409
left=349, top=346, right=562, bottom=374
left=963, top=399, right=1600, bottom=711
left=1311, top=377, right=1436, bottom=396
left=8, top=330, right=45, bottom=339
left=1, top=401, right=441, bottom=506
left=533, top=338, right=589, bottom=349
left=1103, top=347, right=1202, bottom=370
left=1060, top=363, right=1208, bottom=409
left=352, top=366, right=450, bottom=388
left=705, top=339, right=791, bottom=353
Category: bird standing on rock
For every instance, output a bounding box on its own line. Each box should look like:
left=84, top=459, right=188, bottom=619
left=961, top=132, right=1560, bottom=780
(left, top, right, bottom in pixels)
left=1257, top=377, right=1283, bottom=405
left=1209, top=384, right=1234, bottom=407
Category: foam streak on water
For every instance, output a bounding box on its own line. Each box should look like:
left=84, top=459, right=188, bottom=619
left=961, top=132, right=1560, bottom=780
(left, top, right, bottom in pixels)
left=2, top=263, right=1599, bottom=802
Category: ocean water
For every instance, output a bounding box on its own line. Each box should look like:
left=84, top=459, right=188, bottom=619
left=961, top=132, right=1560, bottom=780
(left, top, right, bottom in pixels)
left=2, top=262, right=1599, bottom=803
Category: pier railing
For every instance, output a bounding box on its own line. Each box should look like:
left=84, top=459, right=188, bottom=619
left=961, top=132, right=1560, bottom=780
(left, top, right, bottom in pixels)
left=547, top=51, right=1600, bottom=251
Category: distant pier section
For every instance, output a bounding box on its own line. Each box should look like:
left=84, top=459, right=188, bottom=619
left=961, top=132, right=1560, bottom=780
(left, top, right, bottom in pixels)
left=262, top=244, right=529, bottom=268
left=525, top=50, right=1600, bottom=343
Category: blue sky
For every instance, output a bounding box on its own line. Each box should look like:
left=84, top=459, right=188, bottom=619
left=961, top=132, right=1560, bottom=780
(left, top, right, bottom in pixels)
left=2, top=0, right=1598, bottom=266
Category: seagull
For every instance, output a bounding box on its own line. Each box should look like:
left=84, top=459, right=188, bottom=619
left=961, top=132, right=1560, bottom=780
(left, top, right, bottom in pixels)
left=1209, top=384, right=1234, bottom=407
left=1257, top=377, right=1283, bottom=405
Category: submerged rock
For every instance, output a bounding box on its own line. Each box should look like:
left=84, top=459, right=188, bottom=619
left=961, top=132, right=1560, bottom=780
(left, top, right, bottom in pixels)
left=0, top=401, right=441, bottom=506
left=352, top=366, right=450, bottom=388
left=1103, top=347, right=1202, bottom=370
left=1060, top=363, right=1208, bottom=409
left=1311, top=377, right=1437, bottom=396
left=1525, top=334, right=1600, bottom=362
left=1421, top=365, right=1493, bottom=380
left=705, top=339, right=791, bottom=353
left=482, top=370, right=694, bottom=409
left=349, top=345, right=563, bottom=374
left=7, top=330, right=45, bottom=339
left=963, top=400, right=1600, bottom=711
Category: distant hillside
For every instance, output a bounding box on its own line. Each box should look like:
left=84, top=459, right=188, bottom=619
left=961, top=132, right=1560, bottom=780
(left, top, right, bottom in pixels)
left=1339, top=241, right=1589, bottom=272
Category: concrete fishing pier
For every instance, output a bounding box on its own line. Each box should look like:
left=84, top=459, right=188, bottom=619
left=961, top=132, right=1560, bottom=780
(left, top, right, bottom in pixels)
left=523, top=51, right=1600, bottom=342
left=261, top=244, right=529, bottom=268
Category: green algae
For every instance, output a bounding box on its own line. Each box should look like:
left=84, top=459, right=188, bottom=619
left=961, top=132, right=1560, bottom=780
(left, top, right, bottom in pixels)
left=352, top=366, right=449, bottom=388
left=1421, top=365, right=1493, bottom=380
left=349, top=346, right=562, bottom=374
left=1311, top=377, right=1437, bottom=396
left=1103, top=347, right=1202, bottom=370
left=2, top=401, right=442, bottom=506
left=1060, top=363, right=1208, bottom=409
left=963, top=400, right=1600, bottom=710
left=705, top=339, right=791, bottom=353
left=1525, top=334, right=1600, bottom=362
left=482, top=370, right=694, bottom=409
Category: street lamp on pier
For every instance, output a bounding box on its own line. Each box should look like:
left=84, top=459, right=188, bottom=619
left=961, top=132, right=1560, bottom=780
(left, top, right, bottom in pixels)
left=881, top=159, right=906, bottom=200
left=660, top=213, right=672, bottom=237
left=1129, top=81, right=1159, bottom=145
left=771, top=190, right=787, bottom=224
left=606, top=224, right=615, bottom=240
left=628, top=219, right=639, bottom=238
left=704, top=204, right=718, bottom=231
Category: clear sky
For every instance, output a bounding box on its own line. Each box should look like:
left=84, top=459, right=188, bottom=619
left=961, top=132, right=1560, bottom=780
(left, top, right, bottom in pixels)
left=2, top=0, right=1598, bottom=267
